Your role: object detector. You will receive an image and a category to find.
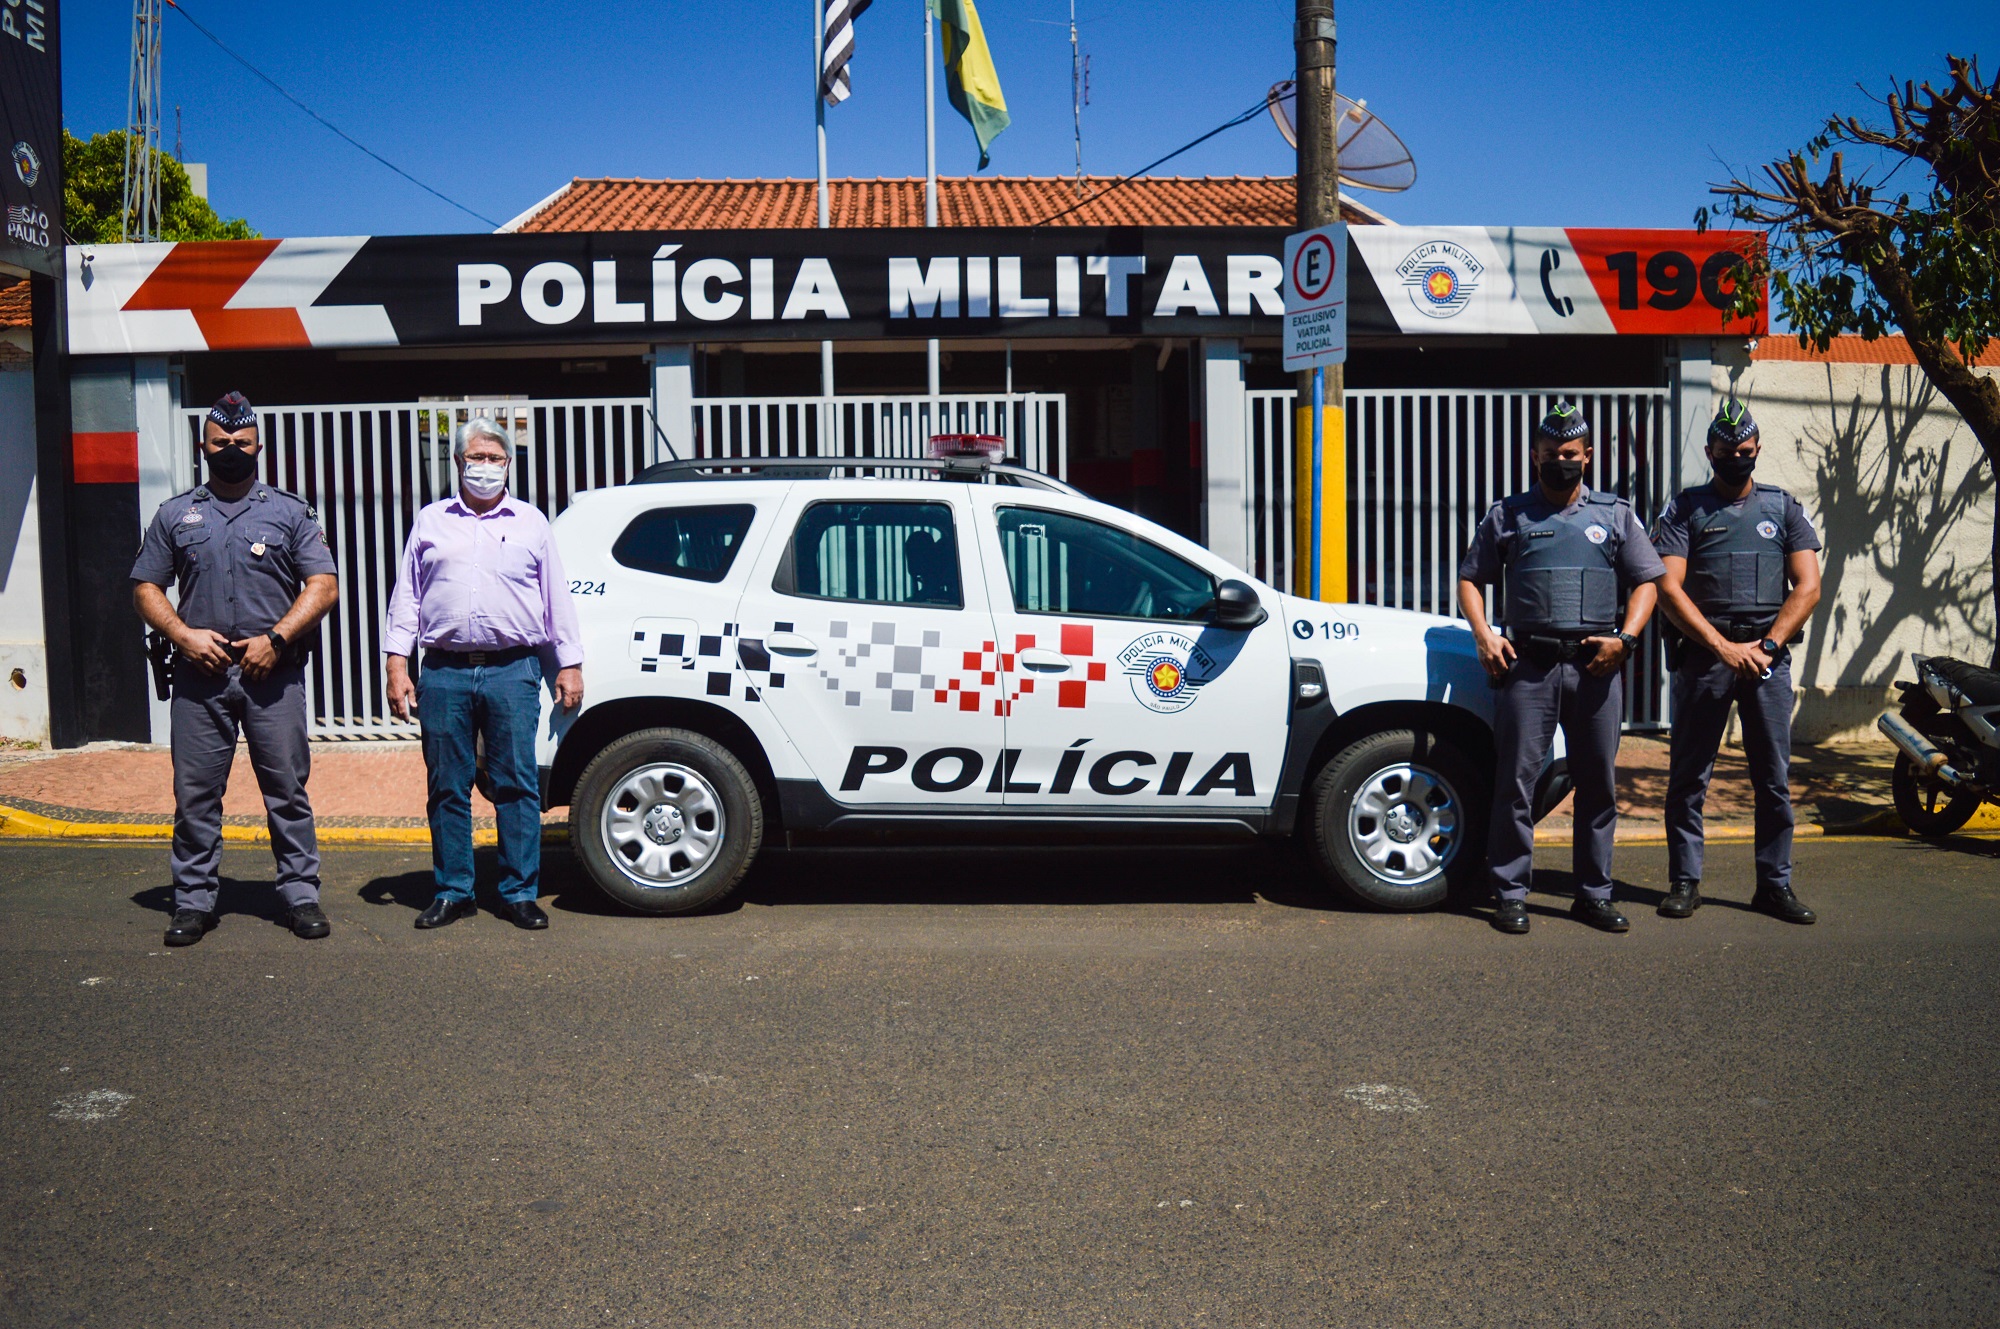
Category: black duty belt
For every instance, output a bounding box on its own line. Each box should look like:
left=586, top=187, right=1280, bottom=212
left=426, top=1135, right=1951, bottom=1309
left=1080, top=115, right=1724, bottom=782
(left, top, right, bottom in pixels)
left=421, top=645, right=539, bottom=668
left=1709, top=618, right=1779, bottom=644
left=1513, top=633, right=1605, bottom=663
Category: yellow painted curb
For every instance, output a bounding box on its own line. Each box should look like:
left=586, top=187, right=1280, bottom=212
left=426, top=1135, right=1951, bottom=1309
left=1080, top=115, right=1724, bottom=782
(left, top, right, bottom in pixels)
left=0, top=801, right=570, bottom=849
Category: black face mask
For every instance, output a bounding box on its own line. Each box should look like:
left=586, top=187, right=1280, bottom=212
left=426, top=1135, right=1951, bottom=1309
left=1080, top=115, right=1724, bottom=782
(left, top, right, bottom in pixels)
left=1539, top=458, right=1585, bottom=491
left=205, top=442, right=257, bottom=485
left=1711, top=451, right=1757, bottom=485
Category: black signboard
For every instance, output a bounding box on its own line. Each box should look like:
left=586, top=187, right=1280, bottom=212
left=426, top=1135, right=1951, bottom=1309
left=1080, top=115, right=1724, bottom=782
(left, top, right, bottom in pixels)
left=0, top=0, right=59, bottom=277
left=318, top=227, right=1401, bottom=344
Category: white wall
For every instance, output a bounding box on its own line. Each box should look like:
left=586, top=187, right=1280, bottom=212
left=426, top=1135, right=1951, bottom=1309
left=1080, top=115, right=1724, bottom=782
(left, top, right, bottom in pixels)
left=0, top=365, right=50, bottom=743
left=1713, top=347, right=1997, bottom=740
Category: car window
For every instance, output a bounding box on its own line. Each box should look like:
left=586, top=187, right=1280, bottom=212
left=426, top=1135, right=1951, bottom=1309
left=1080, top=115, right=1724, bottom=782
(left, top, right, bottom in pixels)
left=611, top=504, right=757, bottom=583
left=784, top=501, right=962, bottom=608
left=996, top=507, right=1216, bottom=622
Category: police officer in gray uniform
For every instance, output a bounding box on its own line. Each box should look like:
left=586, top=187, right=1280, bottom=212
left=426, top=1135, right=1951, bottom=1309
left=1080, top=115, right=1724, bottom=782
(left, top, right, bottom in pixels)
left=132, top=392, right=341, bottom=947
left=1653, top=401, right=1823, bottom=924
left=1457, top=403, right=1666, bottom=935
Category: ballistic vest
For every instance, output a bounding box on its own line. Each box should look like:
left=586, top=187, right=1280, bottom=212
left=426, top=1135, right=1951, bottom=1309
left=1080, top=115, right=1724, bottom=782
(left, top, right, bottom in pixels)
left=1501, top=490, right=1624, bottom=636
left=1680, top=484, right=1790, bottom=622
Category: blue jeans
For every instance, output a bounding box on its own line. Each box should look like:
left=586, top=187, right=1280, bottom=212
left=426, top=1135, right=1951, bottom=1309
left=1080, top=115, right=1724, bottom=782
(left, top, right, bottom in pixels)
left=417, top=653, right=544, bottom=903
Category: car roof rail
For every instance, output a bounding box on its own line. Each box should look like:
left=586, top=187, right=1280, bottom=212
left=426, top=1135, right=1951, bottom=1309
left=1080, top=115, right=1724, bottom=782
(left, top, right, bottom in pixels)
left=630, top=455, right=1082, bottom=495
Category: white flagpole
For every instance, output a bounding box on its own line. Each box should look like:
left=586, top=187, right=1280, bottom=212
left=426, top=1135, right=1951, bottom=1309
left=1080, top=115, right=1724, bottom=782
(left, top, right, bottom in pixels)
left=925, top=0, right=940, bottom=398
left=815, top=0, right=834, bottom=400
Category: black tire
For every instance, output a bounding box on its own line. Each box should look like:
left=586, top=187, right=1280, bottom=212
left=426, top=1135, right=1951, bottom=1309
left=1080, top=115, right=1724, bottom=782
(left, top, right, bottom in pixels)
left=570, top=728, right=765, bottom=914
left=1303, top=728, right=1488, bottom=911
left=1890, top=752, right=1980, bottom=838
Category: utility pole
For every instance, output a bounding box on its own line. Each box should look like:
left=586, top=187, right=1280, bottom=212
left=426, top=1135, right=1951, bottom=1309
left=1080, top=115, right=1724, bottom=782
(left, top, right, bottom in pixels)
left=1293, top=0, right=1341, bottom=599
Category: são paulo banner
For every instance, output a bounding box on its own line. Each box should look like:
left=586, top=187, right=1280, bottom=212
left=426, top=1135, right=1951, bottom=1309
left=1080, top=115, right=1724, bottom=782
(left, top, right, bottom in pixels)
left=66, top=225, right=1763, bottom=355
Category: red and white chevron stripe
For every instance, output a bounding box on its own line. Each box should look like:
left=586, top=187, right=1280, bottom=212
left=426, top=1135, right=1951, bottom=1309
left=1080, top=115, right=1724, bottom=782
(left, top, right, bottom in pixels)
left=67, top=238, right=396, bottom=355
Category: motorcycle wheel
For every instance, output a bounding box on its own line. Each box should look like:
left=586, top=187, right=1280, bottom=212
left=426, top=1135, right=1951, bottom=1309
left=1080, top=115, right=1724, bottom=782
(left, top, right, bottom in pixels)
left=1890, top=752, right=1981, bottom=838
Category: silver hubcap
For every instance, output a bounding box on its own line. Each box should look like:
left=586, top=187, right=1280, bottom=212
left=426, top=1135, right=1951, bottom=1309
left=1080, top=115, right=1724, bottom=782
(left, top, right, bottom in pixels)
left=602, top=763, right=725, bottom=889
left=1348, top=762, right=1461, bottom=886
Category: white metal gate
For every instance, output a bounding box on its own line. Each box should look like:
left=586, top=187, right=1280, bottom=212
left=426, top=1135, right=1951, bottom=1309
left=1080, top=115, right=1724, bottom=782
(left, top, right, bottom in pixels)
left=689, top=393, right=1067, bottom=477
left=1244, top=387, right=1678, bottom=727
left=176, top=392, right=1067, bottom=737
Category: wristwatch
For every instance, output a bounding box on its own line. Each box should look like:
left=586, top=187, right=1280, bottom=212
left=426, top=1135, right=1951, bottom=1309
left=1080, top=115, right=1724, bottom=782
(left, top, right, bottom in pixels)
left=267, top=628, right=288, bottom=654
left=1615, top=631, right=1639, bottom=651
left=1759, top=637, right=1780, bottom=655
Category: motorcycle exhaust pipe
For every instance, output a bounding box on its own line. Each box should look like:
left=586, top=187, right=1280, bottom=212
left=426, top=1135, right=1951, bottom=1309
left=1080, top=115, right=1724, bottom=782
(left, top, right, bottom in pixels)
left=1877, top=711, right=1967, bottom=787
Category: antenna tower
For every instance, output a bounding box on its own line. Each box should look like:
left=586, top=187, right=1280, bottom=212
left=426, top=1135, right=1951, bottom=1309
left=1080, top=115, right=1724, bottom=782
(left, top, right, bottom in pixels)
left=123, top=0, right=165, bottom=242
left=1068, top=1, right=1089, bottom=188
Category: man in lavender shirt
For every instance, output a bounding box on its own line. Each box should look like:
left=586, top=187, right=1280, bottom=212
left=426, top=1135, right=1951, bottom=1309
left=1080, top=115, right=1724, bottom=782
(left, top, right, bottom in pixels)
left=384, top=417, right=584, bottom=931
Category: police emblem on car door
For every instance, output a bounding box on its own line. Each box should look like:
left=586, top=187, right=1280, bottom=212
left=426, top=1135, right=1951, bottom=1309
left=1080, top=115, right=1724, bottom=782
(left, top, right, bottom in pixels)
left=973, top=497, right=1291, bottom=809
left=739, top=491, right=1006, bottom=806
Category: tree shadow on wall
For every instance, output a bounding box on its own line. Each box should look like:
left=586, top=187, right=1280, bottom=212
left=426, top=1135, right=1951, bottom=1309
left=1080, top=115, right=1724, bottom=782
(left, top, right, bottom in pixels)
left=1797, top=364, right=1994, bottom=695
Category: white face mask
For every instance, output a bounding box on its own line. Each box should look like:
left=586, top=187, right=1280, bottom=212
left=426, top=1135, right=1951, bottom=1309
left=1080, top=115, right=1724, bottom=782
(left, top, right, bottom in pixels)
left=461, top=459, right=508, bottom=499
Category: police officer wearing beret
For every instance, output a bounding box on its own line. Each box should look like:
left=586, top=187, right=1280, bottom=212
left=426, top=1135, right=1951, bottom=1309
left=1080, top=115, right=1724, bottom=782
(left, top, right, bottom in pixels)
left=1457, top=403, right=1667, bottom=935
left=132, top=393, right=341, bottom=947
left=1652, top=401, right=1823, bottom=924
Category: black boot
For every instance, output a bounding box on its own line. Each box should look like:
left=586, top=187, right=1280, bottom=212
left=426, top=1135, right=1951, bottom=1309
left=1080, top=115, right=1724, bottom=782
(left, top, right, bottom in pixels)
left=1569, top=896, right=1630, bottom=933
left=1658, top=880, right=1701, bottom=918
left=1752, top=884, right=1816, bottom=925
left=164, top=909, right=215, bottom=947
left=1491, top=900, right=1530, bottom=934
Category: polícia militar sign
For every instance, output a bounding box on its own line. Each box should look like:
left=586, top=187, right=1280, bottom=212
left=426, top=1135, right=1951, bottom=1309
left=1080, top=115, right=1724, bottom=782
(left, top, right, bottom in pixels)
left=0, top=0, right=60, bottom=279
left=64, top=226, right=1764, bottom=355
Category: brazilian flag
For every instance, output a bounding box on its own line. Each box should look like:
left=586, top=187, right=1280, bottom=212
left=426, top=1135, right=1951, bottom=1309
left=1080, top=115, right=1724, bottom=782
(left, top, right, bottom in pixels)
left=931, top=0, right=1009, bottom=168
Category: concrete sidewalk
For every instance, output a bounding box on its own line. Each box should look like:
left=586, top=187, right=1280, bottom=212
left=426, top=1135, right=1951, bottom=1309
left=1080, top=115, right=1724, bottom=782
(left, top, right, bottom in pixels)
left=0, top=730, right=1987, bottom=845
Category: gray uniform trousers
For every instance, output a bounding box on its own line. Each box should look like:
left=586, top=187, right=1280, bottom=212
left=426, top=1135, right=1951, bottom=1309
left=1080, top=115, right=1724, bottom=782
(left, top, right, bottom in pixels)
left=1487, top=654, right=1624, bottom=902
left=1665, top=651, right=1794, bottom=891
left=170, top=661, right=321, bottom=913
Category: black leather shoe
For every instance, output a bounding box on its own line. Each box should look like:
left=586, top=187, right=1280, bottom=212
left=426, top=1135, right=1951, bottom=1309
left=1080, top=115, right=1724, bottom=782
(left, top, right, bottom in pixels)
left=501, top=899, right=549, bottom=931
left=288, top=902, right=331, bottom=940
left=1491, top=900, right=1530, bottom=934
left=414, top=897, right=476, bottom=930
left=1658, top=880, right=1701, bottom=918
left=1570, top=896, right=1630, bottom=932
left=164, top=909, right=215, bottom=947
left=1752, top=885, right=1817, bottom=925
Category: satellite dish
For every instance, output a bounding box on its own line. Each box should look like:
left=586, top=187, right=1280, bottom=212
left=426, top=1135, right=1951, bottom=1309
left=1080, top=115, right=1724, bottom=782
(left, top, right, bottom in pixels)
left=1267, top=81, right=1417, bottom=193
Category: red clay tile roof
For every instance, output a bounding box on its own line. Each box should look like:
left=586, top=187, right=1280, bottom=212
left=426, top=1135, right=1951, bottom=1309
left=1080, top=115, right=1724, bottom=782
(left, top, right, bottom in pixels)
left=0, top=280, right=29, bottom=330
left=1752, top=333, right=2000, bottom=367
left=502, top=176, right=1389, bottom=232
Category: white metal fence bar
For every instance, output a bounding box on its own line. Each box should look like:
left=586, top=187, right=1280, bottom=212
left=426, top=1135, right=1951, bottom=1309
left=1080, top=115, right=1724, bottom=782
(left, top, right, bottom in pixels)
left=689, top=393, right=1067, bottom=479
left=178, top=397, right=654, bottom=738
left=1244, top=387, right=1677, bottom=728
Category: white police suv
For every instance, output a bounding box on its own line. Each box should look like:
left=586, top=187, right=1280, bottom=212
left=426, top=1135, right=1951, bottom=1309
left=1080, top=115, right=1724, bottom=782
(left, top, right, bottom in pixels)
left=539, top=444, right=1566, bottom=915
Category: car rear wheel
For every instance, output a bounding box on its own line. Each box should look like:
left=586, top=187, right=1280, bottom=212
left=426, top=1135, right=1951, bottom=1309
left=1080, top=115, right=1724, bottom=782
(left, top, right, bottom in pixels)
left=571, top=728, right=764, bottom=914
left=1304, top=728, right=1487, bottom=911
left=1890, top=752, right=1980, bottom=838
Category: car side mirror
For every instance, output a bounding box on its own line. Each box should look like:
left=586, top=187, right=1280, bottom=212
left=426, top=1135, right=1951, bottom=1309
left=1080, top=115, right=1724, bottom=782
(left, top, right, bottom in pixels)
left=1205, top=579, right=1268, bottom=630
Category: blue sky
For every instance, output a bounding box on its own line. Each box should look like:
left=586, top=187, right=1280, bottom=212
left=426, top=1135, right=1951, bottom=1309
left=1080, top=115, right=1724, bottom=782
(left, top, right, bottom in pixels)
left=57, top=0, right=1998, bottom=237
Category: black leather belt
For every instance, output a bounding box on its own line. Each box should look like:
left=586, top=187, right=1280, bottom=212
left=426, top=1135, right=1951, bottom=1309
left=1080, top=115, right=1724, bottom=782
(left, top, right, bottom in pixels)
left=422, top=645, right=538, bottom=668
left=1514, top=634, right=1603, bottom=664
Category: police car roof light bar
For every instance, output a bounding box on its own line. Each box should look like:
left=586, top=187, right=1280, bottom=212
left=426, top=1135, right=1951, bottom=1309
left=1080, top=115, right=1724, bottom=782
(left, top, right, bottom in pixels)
left=927, top=433, right=1007, bottom=460
left=631, top=455, right=1080, bottom=495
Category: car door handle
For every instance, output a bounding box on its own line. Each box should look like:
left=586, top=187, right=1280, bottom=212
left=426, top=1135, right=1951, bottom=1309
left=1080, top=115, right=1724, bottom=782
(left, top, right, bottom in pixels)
left=1017, top=648, right=1072, bottom=673
left=767, top=632, right=818, bottom=657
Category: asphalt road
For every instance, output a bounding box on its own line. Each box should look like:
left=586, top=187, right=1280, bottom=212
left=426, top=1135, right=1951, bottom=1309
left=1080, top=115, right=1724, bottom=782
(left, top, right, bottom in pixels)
left=2, top=834, right=1997, bottom=1329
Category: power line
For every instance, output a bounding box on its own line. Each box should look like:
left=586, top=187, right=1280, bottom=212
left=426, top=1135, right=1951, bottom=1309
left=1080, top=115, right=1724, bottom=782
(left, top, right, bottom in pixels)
left=162, top=0, right=499, bottom=228
left=1029, top=90, right=1282, bottom=227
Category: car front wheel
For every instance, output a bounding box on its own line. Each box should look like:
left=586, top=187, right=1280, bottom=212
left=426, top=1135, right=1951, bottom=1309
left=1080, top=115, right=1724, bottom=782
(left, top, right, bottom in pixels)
left=1304, top=728, right=1487, bottom=911
left=571, top=728, right=765, bottom=914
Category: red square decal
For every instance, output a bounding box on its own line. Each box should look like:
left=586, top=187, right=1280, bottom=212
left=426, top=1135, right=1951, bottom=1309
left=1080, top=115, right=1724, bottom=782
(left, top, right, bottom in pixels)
left=981, top=671, right=995, bottom=686
left=1058, top=680, right=1087, bottom=708
left=934, top=690, right=949, bottom=704
left=1019, top=679, right=1034, bottom=693
left=1087, top=662, right=1107, bottom=681
left=982, top=641, right=995, bottom=652
left=962, top=651, right=982, bottom=669
left=1061, top=624, right=1093, bottom=657
left=959, top=691, right=981, bottom=712
left=1015, top=633, right=1037, bottom=651
left=1000, top=654, right=1015, bottom=672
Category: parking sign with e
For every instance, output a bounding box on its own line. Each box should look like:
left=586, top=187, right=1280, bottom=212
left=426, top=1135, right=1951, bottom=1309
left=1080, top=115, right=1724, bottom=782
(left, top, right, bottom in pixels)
left=1283, top=225, right=1349, bottom=371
